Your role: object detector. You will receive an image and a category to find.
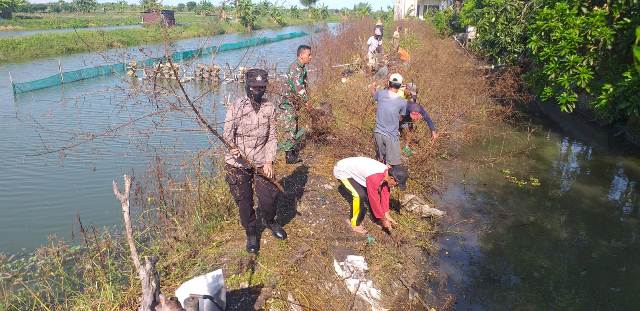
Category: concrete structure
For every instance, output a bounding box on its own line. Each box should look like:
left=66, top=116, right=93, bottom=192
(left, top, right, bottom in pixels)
left=394, top=0, right=442, bottom=20
left=141, top=10, right=176, bottom=27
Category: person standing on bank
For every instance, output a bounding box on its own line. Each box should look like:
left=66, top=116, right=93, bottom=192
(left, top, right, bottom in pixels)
left=281, top=44, right=313, bottom=164
left=400, top=83, right=439, bottom=144
left=366, top=28, right=383, bottom=70
left=372, top=73, right=407, bottom=166
left=224, top=69, right=287, bottom=254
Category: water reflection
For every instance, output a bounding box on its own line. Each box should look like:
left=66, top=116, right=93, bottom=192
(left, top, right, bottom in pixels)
left=608, top=166, right=638, bottom=217
left=552, top=137, right=592, bottom=193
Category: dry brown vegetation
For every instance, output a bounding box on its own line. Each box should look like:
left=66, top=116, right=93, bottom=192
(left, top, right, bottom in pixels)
left=1, top=19, right=515, bottom=311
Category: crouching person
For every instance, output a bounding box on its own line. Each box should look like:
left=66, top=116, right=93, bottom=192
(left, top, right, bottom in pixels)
left=224, top=68, right=287, bottom=254
left=333, top=157, right=408, bottom=234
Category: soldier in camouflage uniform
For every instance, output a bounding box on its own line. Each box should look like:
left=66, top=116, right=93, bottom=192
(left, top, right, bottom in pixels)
left=280, top=44, right=312, bottom=164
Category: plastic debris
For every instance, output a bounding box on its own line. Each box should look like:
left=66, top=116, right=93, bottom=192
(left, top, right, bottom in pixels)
left=402, top=145, right=413, bottom=157
left=366, top=235, right=376, bottom=245
left=333, top=255, right=387, bottom=311
left=401, top=194, right=446, bottom=218
left=175, top=269, right=226, bottom=311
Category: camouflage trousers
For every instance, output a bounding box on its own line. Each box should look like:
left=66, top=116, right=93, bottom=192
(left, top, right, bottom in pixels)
left=278, top=101, right=305, bottom=152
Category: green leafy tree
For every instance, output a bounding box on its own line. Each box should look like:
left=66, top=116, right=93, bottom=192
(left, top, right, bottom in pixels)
left=177, top=3, right=186, bottom=11
left=299, top=0, right=317, bottom=9
left=270, top=5, right=286, bottom=26
left=140, top=0, right=161, bottom=11
left=256, top=0, right=270, bottom=16
left=196, top=0, right=213, bottom=15
left=0, top=0, right=26, bottom=18
left=117, top=0, right=127, bottom=12
left=528, top=2, right=615, bottom=112
left=289, top=5, right=300, bottom=19
left=635, top=27, right=640, bottom=72
left=458, top=0, right=528, bottom=64
left=186, top=0, right=196, bottom=11
left=237, top=0, right=258, bottom=30
left=72, top=0, right=97, bottom=13
left=354, top=2, right=371, bottom=18
left=319, top=4, right=329, bottom=20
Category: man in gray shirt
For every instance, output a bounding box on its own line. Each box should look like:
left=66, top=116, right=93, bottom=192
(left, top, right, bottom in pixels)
left=372, top=73, right=407, bottom=166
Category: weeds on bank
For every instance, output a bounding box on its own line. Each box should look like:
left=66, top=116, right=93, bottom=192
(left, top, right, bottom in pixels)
left=0, top=153, right=238, bottom=310
left=1, top=18, right=509, bottom=310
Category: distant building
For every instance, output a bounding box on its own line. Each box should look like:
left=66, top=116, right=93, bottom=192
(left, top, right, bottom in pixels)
left=141, top=10, right=176, bottom=27
left=394, top=0, right=444, bottom=20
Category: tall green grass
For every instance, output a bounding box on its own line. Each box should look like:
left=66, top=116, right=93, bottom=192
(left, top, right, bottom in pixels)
left=0, top=22, right=242, bottom=63
left=0, top=12, right=143, bottom=30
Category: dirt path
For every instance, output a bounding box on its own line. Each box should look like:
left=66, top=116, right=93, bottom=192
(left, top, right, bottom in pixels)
left=157, top=19, right=504, bottom=311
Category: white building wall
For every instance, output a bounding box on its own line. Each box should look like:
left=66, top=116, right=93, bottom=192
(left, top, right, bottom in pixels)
left=394, top=0, right=441, bottom=20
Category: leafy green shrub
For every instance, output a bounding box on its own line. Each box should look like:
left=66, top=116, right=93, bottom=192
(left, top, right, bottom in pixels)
left=0, top=0, right=26, bottom=18
left=430, top=7, right=463, bottom=36
left=269, top=5, right=286, bottom=26
left=528, top=2, right=615, bottom=112
left=289, top=5, right=300, bottom=19
left=464, top=0, right=531, bottom=65
left=635, top=26, right=640, bottom=72
left=237, top=0, right=257, bottom=30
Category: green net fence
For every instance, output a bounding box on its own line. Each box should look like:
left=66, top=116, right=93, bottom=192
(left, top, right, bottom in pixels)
left=12, top=31, right=308, bottom=94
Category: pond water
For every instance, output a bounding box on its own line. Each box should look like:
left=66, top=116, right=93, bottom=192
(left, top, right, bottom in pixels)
left=0, top=24, right=142, bottom=38
left=0, top=24, right=333, bottom=253
left=436, top=113, right=640, bottom=309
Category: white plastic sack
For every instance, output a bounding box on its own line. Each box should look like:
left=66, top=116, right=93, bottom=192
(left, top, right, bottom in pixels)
left=175, top=269, right=226, bottom=311
left=401, top=194, right=446, bottom=218
left=333, top=255, right=387, bottom=311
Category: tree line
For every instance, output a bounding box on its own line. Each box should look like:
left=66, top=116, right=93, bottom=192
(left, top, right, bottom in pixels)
left=431, top=0, right=639, bottom=124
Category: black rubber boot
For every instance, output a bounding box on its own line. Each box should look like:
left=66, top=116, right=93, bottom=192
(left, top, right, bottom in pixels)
left=285, top=150, right=301, bottom=164
left=266, top=222, right=287, bottom=240
left=245, top=228, right=259, bottom=254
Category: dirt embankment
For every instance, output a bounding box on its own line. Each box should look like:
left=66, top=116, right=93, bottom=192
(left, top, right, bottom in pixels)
left=0, top=19, right=510, bottom=311
left=150, top=20, right=505, bottom=310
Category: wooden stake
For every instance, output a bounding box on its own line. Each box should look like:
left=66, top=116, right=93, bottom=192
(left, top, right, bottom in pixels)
left=9, top=71, right=15, bottom=95
left=58, top=59, right=64, bottom=84
left=113, top=175, right=161, bottom=311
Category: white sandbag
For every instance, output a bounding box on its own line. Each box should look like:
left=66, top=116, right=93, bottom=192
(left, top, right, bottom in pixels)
left=175, top=269, right=226, bottom=311
left=333, top=255, right=387, bottom=311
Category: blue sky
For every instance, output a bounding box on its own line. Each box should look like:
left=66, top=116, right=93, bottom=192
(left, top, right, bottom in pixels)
left=28, top=0, right=395, bottom=10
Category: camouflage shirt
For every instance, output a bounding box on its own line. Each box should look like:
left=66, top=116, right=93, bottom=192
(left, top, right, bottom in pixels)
left=286, top=60, right=308, bottom=102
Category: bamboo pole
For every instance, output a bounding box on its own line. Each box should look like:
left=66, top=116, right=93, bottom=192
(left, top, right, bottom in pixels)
left=58, top=59, right=64, bottom=84
left=9, top=71, right=15, bottom=95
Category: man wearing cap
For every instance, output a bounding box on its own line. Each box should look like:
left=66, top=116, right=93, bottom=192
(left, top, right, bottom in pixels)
left=280, top=44, right=313, bottom=164
left=372, top=73, right=407, bottom=166
left=367, top=28, right=383, bottom=70
left=333, top=157, right=408, bottom=233
left=224, top=68, right=287, bottom=254
left=401, top=83, right=438, bottom=143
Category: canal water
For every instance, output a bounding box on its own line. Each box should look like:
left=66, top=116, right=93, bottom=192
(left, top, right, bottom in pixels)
left=435, top=112, right=640, bottom=309
left=0, top=24, right=332, bottom=253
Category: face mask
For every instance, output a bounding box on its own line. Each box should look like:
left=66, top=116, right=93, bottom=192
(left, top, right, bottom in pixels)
left=246, top=85, right=266, bottom=104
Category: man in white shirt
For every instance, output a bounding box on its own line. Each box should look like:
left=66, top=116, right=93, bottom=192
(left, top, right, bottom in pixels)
left=367, top=28, right=382, bottom=70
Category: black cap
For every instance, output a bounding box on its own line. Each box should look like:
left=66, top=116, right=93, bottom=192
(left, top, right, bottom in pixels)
left=389, top=165, right=408, bottom=190
left=245, top=68, right=268, bottom=87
